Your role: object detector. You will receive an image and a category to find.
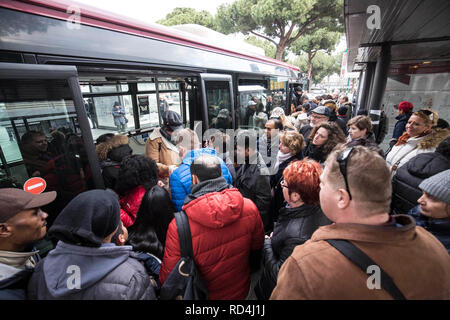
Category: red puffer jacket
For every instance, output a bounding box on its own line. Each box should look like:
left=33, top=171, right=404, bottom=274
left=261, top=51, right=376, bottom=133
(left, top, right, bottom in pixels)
left=119, top=185, right=146, bottom=228
left=159, top=188, right=265, bottom=300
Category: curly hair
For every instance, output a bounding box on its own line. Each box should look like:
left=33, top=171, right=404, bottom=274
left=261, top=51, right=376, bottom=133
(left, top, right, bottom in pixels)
left=309, top=122, right=347, bottom=155
left=283, top=159, right=322, bottom=205
left=116, top=154, right=158, bottom=195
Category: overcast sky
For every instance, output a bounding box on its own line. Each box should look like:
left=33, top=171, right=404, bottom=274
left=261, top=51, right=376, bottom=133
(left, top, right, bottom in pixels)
left=73, top=0, right=232, bottom=23
left=71, top=0, right=346, bottom=56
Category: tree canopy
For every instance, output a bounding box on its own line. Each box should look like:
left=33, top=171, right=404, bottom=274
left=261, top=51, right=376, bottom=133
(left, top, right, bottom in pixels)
left=290, top=28, right=341, bottom=84
left=157, top=7, right=216, bottom=29
left=216, top=0, right=343, bottom=60
left=292, top=51, right=342, bottom=85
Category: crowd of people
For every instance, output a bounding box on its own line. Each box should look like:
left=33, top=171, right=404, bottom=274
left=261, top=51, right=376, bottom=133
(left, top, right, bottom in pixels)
left=1, top=90, right=449, bottom=300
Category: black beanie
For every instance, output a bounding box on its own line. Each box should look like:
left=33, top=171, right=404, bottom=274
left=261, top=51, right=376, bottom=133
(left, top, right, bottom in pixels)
left=49, top=189, right=120, bottom=247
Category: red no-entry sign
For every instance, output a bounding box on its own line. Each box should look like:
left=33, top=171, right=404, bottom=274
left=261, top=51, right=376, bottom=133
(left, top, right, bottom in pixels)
left=23, top=177, right=47, bottom=194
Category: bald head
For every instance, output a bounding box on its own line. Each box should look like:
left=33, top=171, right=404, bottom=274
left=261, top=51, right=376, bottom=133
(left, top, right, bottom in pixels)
left=191, top=155, right=222, bottom=182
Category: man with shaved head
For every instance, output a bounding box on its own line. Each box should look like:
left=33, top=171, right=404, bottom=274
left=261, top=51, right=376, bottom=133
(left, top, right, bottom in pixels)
left=160, top=155, right=265, bottom=300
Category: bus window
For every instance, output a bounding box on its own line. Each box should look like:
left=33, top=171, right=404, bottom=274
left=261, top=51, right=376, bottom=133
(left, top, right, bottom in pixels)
left=91, top=95, right=134, bottom=136
left=238, top=85, right=269, bottom=131
left=0, top=76, right=95, bottom=226
left=137, top=93, right=158, bottom=128
left=204, top=81, right=232, bottom=130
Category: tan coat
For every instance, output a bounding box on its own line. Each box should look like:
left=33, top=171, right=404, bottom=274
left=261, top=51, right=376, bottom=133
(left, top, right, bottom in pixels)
left=270, top=215, right=450, bottom=300
left=145, top=128, right=180, bottom=166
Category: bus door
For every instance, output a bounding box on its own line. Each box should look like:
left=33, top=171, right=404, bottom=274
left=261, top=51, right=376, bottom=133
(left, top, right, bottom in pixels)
left=0, top=62, right=103, bottom=226
left=200, top=74, right=234, bottom=131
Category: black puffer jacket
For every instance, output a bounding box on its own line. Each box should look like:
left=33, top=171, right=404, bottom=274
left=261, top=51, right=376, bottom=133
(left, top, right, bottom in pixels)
left=255, top=204, right=331, bottom=300
left=392, top=152, right=450, bottom=214
left=234, top=153, right=272, bottom=232
left=270, top=152, right=303, bottom=222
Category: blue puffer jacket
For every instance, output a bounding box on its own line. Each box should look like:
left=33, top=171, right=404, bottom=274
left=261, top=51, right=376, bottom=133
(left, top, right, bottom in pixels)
left=170, top=148, right=233, bottom=211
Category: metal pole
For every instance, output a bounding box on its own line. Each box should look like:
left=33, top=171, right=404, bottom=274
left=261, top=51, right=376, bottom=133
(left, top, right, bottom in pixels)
left=357, top=62, right=375, bottom=115
left=368, top=44, right=391, bottom=136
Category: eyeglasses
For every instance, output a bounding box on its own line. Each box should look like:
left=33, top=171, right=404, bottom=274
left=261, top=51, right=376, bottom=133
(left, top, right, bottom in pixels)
left=280, top=179, right=289, bottom=189
left=336, top=147, right=354, bottom=200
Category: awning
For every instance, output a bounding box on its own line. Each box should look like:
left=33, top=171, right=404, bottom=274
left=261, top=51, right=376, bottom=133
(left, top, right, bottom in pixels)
left=345, top=0, right=450, bottom=75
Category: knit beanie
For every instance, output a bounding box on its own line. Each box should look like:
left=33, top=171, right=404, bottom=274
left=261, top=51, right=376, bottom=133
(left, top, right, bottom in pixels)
left=418, top=169, right=450, bottom=205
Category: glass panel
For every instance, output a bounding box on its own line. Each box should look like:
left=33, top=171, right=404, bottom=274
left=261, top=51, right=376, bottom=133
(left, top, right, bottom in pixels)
left=0, top=78, right=94, bottom=226
left=91, top=95, right=134, bottom=138
left=138, top=82, right=156, bottom=91
left=90, top=84, right=128, bottom=93
left=137, top=93, right=159, bottom=128
left=204, top=81, right=232, bottom=130
left=237, top=85, right=270, bottom=130
left=158, top=82, right=179, bottom=91
left=80, top=85, right=90, bottom=93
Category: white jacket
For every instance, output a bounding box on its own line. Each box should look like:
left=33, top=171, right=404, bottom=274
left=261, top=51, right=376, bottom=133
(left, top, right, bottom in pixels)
left=386, top=135, right=435, bottom=174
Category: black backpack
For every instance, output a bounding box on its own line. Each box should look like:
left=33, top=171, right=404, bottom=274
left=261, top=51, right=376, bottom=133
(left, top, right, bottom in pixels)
left=159, top=211, right=209, bottom=300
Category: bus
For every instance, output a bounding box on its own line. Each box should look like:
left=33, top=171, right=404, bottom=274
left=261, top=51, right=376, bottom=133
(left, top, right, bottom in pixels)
left=0, top=0, right=301, bottom=219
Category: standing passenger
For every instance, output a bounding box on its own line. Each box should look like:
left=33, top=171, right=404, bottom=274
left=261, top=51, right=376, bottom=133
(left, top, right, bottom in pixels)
left=145, top=110, right=182, bottom=166
left=271, top=146, right=450, bottom=299
left=170, top=129, right=232, bottom=211
left=256, top=160, right=331, bottom=300
left=112, top=102, right=127, bottom=132
left=234, top=130, right=272, bottom=232
left=160, top=155, right=264, bottom=300
left=116, top=155, right=159, bottom=228
left=27, top=190, right=156, bottom=300
left=0, top=189, right=55, bottom=300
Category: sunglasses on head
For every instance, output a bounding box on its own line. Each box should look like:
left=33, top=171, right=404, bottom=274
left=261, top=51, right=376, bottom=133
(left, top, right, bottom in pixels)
left=336, top=147, right=355, bottom=200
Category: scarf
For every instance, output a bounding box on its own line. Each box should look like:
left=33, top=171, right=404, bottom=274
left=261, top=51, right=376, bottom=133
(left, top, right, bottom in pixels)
left=184, top=176, right=231, bottom=205
left=395, top=131, right=428, bottom=146
left=273, top=150, right=292, bottom=174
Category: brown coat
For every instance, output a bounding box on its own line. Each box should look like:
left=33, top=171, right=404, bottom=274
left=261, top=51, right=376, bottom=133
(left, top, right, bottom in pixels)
left=270, top=215, right=450, bottom=300
left=145, top=128, right=180, bottom=166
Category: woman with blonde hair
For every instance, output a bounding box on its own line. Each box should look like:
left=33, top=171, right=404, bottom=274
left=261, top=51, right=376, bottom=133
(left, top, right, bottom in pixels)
left=386, top=108, right=449, bottom=175
left=271, top=131, right=306, bottom=223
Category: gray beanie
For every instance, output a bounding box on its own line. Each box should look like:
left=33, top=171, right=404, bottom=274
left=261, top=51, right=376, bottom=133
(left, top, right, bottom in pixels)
left=418, top=169, right=450, bottom=205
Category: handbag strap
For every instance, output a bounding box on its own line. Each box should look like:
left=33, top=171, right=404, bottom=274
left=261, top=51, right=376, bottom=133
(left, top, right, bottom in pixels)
left=174, top=211, right=194, bottom=259
left=326, top=239, right=406, bottom=300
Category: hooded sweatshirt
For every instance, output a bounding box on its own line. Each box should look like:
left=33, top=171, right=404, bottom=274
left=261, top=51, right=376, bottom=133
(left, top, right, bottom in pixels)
left=27, top=190, right=155, bottom=300
left=27, top=241, right=154, bottom=300
left=0, top=250, right=39, bottom=300
left=160, top=177, right=265, bottom=300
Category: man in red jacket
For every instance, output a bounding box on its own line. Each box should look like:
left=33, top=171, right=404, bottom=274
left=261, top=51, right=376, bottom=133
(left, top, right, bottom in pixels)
left=159, top=155, right=265, bottom=300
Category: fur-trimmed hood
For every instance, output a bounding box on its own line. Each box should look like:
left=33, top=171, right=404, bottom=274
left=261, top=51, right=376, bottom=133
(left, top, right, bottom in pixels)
left=96, top=135, right=129, bottom=161
left=418, top=128, right=450, bottom=150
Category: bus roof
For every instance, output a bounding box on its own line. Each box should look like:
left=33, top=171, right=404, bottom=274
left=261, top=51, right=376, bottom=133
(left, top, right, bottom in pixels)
left=1, top=0, right=300, bottom=73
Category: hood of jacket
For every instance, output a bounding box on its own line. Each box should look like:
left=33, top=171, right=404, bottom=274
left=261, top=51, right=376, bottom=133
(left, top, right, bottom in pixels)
left=41, top=241, right=132, bottom=298
left=182, top=148, right=218, bottom=166
left=418, top=128, right=450, bottom=150
left=406, top=152, right=450, bottom=179
left=107, top=144, right=132, bottom=162
left=183, top=177, right=243, bottom=229
left=96, top=135, right=129, bottom=161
